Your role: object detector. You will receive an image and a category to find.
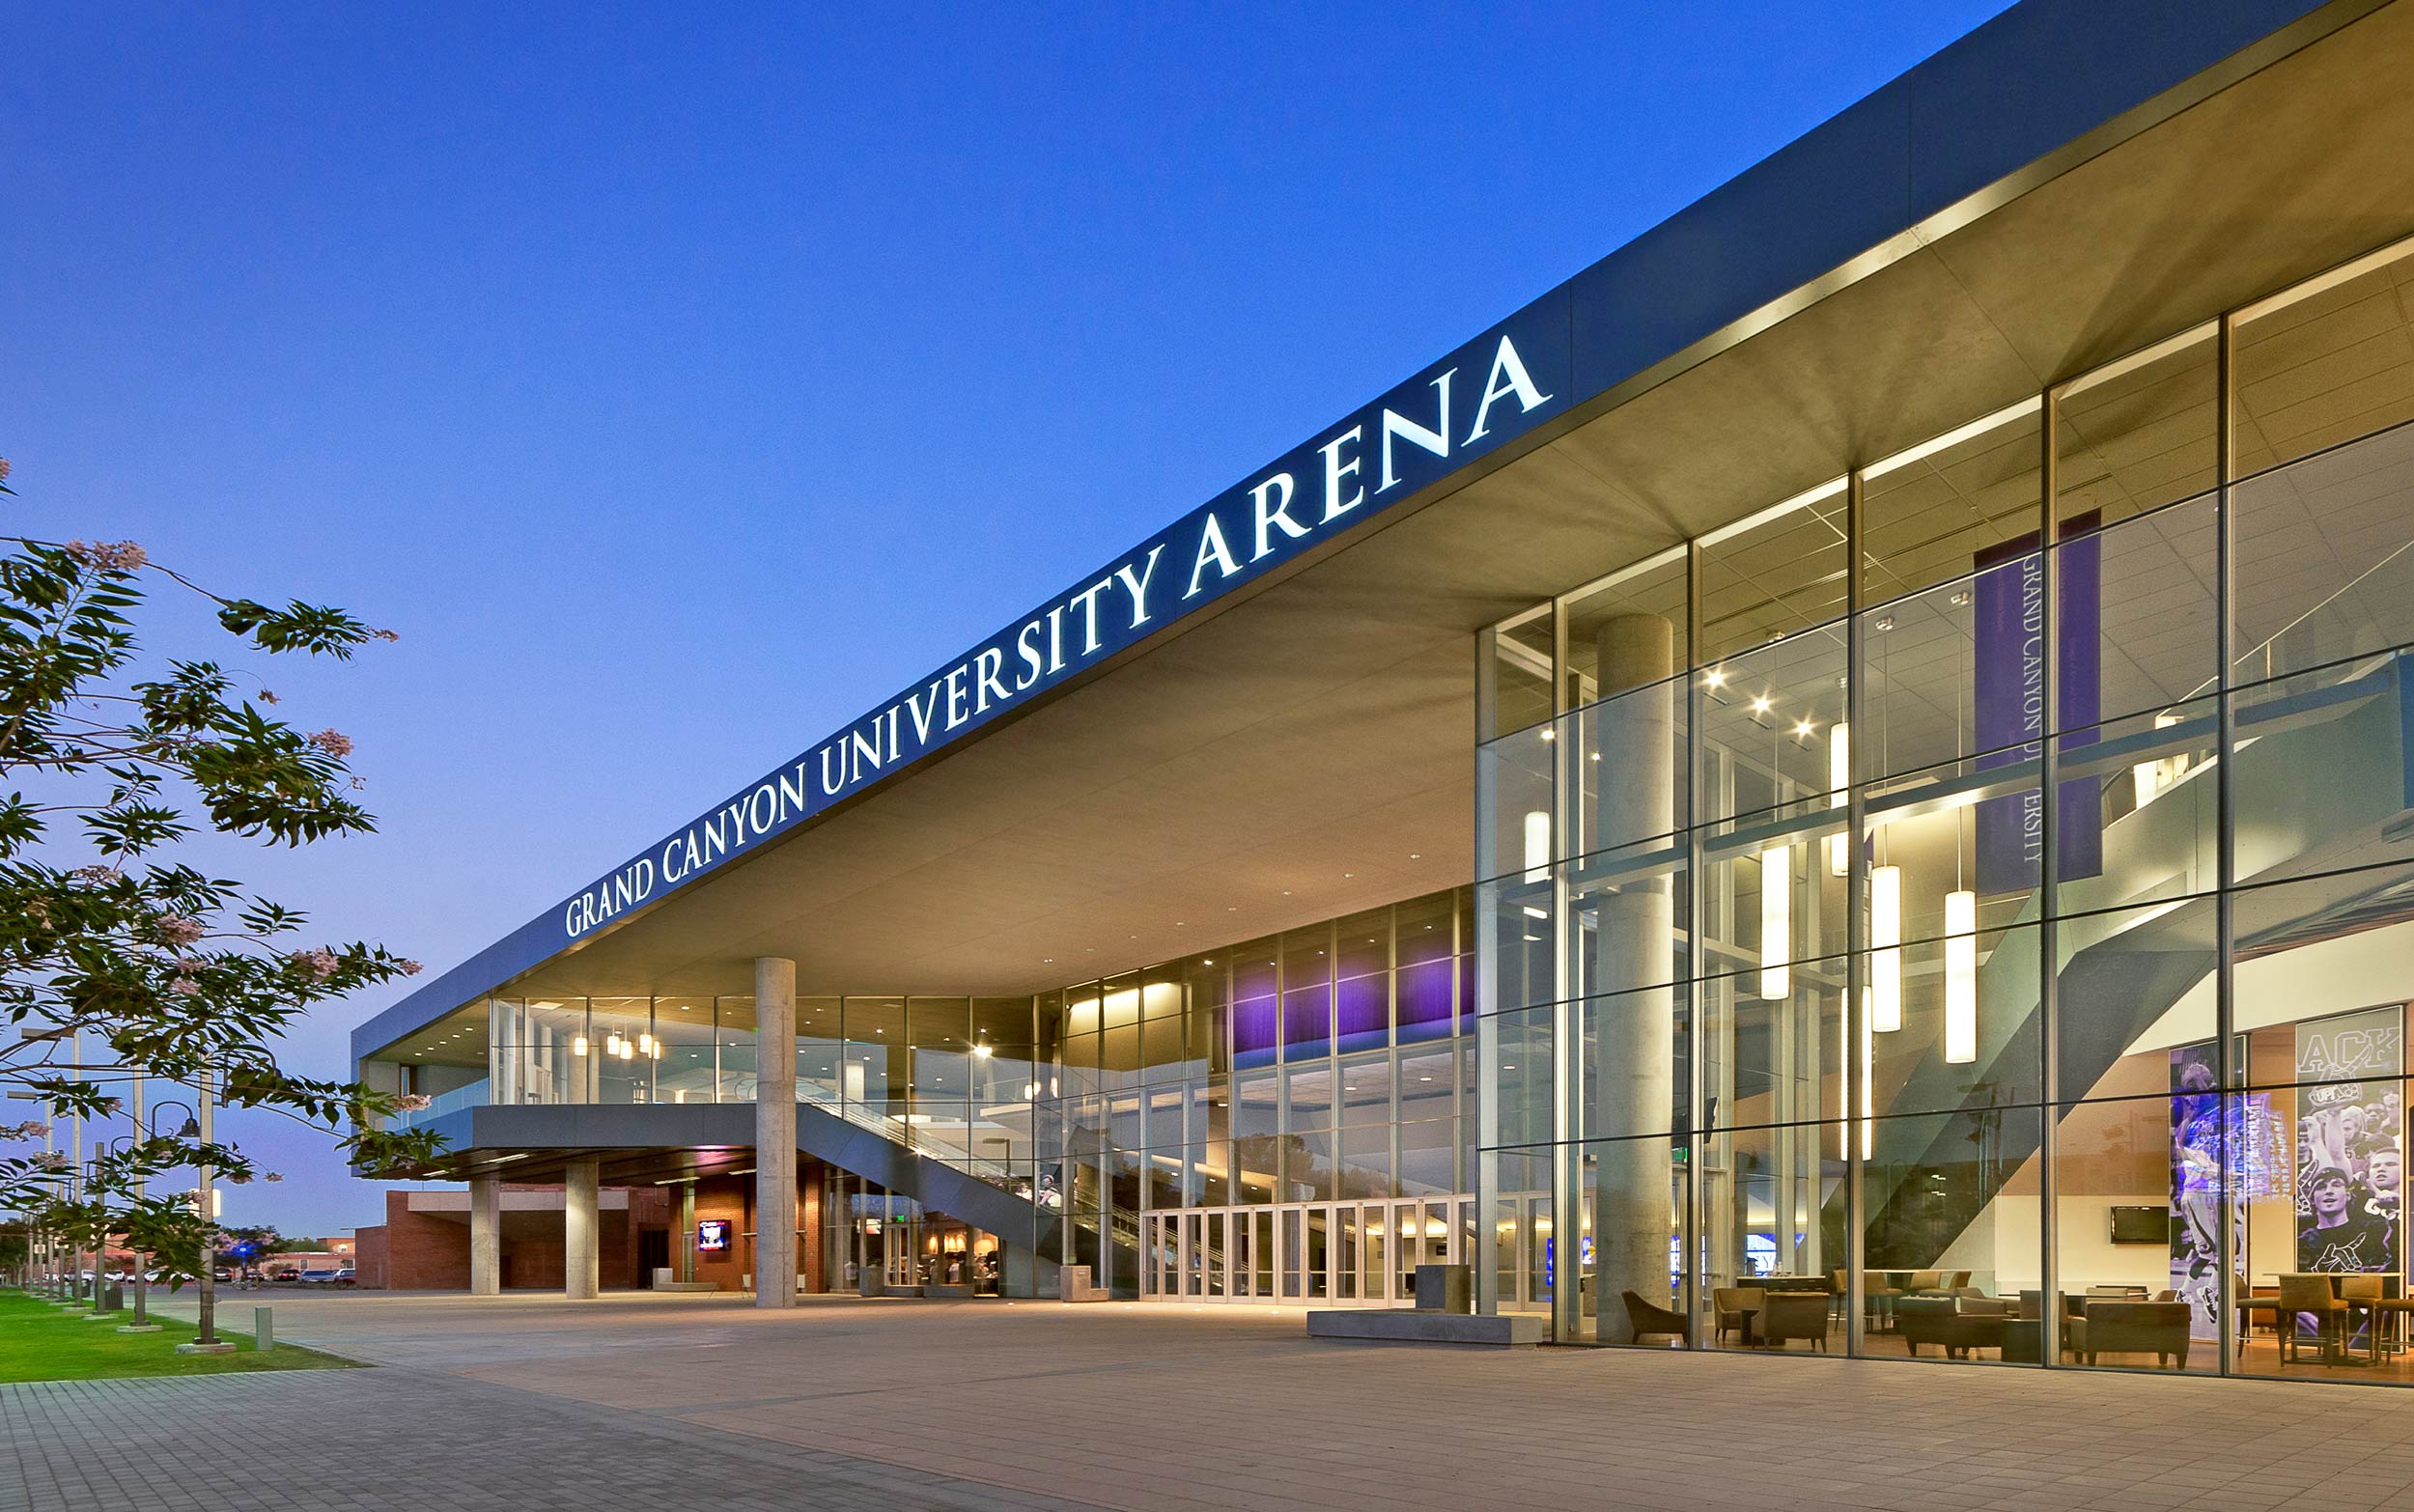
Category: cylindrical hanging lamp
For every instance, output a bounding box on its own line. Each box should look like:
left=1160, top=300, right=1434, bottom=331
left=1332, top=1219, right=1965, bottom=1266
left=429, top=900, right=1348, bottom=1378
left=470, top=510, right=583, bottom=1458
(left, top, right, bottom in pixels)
left=1870, top=864, right=1901, bottom=1032
left=1944, top=888, right=1978, bottom=1064
left=1759, top=845, right=1790, bottom=1000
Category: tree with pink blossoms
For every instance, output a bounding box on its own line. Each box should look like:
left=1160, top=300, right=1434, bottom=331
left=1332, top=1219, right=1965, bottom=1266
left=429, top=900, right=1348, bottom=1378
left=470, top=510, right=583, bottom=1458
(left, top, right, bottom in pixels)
left=0, top=456, right=445, bottom=1296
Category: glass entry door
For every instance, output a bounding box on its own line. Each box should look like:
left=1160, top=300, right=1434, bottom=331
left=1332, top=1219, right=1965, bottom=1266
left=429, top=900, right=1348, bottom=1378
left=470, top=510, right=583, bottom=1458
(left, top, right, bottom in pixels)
left=1142, top=1198, right=1472, bottom=1303
left=882, top=1219, right=916, bottom=1288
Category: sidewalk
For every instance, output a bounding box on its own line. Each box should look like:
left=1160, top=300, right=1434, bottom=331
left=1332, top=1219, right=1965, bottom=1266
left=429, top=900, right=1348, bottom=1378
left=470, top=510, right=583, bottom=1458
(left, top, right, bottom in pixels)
left=32, top=1289, right=2414, bottom=1512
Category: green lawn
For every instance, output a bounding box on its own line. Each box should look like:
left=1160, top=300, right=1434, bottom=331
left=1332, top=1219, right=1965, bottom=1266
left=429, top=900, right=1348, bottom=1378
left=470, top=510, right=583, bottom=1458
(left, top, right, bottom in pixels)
left=0, top=1288, right=355, bottom=1383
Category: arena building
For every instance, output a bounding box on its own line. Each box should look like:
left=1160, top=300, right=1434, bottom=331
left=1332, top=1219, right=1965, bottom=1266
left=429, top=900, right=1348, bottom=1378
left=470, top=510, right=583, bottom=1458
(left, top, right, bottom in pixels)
left=353, top=0, right=2414, bottom=1384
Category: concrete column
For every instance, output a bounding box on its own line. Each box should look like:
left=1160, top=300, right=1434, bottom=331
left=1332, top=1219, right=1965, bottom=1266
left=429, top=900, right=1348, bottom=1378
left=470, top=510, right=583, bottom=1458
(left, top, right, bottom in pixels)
left=678, top=1181, right=697, bottom=1284
left=564, top=1158, right=600, bottom=1300
left=1592, top=614, right=1676, bottom=1343
left=754, top=956, right=798, bottom=1308
left=468, top=1174, right=501, bottom=1296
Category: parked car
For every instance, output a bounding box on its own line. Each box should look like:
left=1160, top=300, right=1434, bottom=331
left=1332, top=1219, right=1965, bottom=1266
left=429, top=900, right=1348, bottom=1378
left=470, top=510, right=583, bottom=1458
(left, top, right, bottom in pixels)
left=296, top=1268, right=340, bottom=1284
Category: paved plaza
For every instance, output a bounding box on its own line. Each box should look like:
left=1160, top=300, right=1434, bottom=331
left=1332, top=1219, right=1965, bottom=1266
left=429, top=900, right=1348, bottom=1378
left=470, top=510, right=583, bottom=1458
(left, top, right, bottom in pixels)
left=12, top=1292, right=2414, bottom=1511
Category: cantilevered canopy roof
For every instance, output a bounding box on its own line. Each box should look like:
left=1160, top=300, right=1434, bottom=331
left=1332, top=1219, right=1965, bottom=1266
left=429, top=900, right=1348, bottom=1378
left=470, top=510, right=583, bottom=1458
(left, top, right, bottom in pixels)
left=359, top=0, right=2414, bottom=1058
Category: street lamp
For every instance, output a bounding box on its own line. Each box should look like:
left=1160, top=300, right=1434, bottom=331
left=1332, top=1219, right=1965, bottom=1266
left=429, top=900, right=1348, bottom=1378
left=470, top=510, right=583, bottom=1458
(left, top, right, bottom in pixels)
left=98, top=1092, right=180, bottom=1336
left=173, top=1061, right=232, bottom=1356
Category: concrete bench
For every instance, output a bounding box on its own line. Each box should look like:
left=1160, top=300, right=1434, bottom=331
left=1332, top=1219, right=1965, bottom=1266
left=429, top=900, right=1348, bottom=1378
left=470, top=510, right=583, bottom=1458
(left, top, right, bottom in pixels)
left=1057, top=1264, right=1112, bottom=1302
left=1305, top=1309, right=1548, bottom=1346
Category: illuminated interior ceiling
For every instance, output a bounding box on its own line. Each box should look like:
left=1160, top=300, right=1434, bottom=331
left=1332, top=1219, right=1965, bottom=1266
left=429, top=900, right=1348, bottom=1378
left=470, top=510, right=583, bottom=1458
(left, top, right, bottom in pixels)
left=380, top=1000, right=491, bottom=1069
left=407, top=3, right=2414, bottom=1022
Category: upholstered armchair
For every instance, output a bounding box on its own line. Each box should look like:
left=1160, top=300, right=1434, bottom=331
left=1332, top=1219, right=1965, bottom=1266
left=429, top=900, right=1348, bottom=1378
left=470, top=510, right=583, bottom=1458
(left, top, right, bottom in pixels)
left=1860, top=1271, right=1901, bottom=1330
left=1622, top=1290, right=1689, bottom=1346
left=1896, top=1295, right=2009, bottom=1358
left=2280, top=1273, right=2349, bottom=1365
left=1761, top=1290, right=1832, bottom=1351
left=1712, top=1286, right=1766, bottom=1345
left=2069, top=1300, right=2192, bottom=1368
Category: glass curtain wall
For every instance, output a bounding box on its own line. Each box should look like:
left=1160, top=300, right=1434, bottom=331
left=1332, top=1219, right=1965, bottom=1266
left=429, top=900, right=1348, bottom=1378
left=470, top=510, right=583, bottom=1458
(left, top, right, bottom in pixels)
left=1067, top=888, right=1480, bottom=1303
left=1476, top=231, right=2414, bottom=1385
left=428, top=888, right=1478, bottom=1303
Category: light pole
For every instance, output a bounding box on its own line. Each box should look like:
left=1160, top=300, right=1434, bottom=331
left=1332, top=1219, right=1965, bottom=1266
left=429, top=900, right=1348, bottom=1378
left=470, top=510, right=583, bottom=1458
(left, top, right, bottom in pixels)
left=175, top=1060, right=231, bottom=1355
left=119, top=1078, right=185, bottom=1333
left=68, top=1030, right=86, bottom=1306
left=81, top=1153, right=110, bottom=1316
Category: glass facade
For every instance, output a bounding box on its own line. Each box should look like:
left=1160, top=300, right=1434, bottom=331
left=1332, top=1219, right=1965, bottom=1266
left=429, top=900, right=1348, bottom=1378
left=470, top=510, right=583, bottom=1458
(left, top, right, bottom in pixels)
left=1474, top=232, right=2414, bottom=1383
left=364, top=232, right=2414, bottom=1381
left=380, top=888, right=1478, bottom=1304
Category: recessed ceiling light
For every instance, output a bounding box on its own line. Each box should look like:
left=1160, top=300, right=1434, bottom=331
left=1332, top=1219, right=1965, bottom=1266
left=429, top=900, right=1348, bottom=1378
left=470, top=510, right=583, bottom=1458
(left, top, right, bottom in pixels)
left=1751, top=695, right=1772, bottom=714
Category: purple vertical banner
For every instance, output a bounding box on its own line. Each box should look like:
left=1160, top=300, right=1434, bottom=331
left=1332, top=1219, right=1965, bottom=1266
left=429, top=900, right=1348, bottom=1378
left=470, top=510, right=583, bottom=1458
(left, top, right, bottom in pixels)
left=1973, top=518, right=2102, bottom=894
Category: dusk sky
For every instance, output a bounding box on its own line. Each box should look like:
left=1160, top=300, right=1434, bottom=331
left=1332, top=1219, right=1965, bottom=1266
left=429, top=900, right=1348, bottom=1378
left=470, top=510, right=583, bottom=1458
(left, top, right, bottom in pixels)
left=3, top=1, right=2010, bottom=1238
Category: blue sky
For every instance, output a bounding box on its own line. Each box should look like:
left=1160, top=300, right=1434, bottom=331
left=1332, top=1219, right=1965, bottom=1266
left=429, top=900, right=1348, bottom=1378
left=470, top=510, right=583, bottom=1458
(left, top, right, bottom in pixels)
left=2, top=1, right=2011, bottom=1237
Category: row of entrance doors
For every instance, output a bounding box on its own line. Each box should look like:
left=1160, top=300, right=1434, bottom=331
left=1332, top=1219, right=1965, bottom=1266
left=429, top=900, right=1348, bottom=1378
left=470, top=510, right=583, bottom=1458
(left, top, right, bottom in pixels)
left=1142, top=1198, right=1474, bottom=1304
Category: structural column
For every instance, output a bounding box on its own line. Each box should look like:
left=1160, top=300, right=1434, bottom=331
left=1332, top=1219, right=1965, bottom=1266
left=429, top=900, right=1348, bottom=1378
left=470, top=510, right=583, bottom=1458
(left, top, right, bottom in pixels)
left=468, top=1174, right=501, bottom=1296
left=754, top=956, right=798, bottom=1307
left=678, top=1181, right=697, bottom=1284
left=1592, top=614, right=1676, bottom=1343
left=563, top=1158, right=600, bottom=1300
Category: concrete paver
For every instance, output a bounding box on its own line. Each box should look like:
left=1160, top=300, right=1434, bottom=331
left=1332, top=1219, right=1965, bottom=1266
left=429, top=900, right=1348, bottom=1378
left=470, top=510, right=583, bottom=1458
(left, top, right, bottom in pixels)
left=13, top=1290, right=2414, bottom=1512
left=0, top=1363, right=1094, bottom=1512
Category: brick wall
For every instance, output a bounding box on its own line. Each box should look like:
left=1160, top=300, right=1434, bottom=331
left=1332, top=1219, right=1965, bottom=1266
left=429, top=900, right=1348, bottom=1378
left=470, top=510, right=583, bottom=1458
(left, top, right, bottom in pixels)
left=383, top=1191, right=472, bottom=1290
left=691, top=1175, right=752, bottom=1291
left=352, top=1185, right=674, bottom=1291
left=353, top=1225, right=389, bottom=1289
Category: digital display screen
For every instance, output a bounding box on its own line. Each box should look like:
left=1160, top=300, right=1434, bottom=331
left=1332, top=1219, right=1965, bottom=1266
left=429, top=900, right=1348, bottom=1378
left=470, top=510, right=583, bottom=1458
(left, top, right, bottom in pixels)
left=696, top=1219, right=732, bottom=1253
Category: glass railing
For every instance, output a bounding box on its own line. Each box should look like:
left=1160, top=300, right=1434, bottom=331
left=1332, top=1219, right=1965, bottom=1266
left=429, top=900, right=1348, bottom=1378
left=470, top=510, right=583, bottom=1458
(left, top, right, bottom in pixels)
left=793, top=1080, right=1030, bottom=1190
left=398, top=1078, right=490, bottom=1127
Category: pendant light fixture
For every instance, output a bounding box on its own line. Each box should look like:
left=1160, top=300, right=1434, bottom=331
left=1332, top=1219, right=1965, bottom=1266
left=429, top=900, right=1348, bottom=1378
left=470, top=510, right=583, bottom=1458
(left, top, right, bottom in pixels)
left=1944, top=888, right=1977, bottom=1063
left=1870, top=863, right=1901, bottom=1032
left=1522, top=809, right=1550, bottom=884
left=1827, top=720, right=1850, bottom=877
left=1944, top=798, right=1976, bottom=1064
left=1758, top=844, right=1790, bottom=1000
left=573, top=1032, right=590, bottom=1057
left=1940, top=653, right=1977, bottom=1064
left=1857, top=989, right=1874, bottom=1160
left=1758, top=710, right=1789, bottom=1001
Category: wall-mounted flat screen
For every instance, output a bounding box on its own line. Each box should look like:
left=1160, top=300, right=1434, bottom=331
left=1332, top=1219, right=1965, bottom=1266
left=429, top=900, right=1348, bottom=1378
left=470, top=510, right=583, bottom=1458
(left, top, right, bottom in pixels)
left=2108, top=1206, right=2169, bottom=1245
